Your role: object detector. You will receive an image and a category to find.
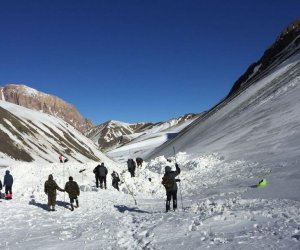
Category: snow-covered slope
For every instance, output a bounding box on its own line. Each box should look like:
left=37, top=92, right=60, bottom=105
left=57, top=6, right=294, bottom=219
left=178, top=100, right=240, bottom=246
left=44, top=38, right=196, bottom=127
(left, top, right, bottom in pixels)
left=0, top=100, right=111, bottom=164
left=147, top=52, right=300, bottom=164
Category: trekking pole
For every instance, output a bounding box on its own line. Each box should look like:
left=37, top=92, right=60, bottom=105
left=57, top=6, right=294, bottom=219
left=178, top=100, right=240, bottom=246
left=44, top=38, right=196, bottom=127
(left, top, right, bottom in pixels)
left=173, top=146, right=183, bottom=210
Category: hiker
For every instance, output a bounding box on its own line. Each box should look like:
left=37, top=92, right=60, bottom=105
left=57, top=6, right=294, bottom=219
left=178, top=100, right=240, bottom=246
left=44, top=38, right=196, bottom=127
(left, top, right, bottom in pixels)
left=59, top=154, right=63, bottom=163
left=136, top=157, right=143, bottom=167
left=44, top=174, right=65, bottom=211
left=64, top=176, right=80, bottom=211
left=99, top=163, right=108, bottom=189
left=93, top=164, right=101, bottom=188
left=162, top=163, right=181, bottom=212
left=59, top=154, right=68, bottom=163
left=3, top=170, right=13, bottom=199
left=111, top=171, right=120, bottom=191
left=127, top=159, right=136, bottom=177
left=93, top=163, right=108, bottom=189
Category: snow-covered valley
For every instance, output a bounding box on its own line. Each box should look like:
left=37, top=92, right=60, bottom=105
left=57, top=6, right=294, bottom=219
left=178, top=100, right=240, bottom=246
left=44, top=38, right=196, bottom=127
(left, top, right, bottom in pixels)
left=1, top=21, right=300, bottom=250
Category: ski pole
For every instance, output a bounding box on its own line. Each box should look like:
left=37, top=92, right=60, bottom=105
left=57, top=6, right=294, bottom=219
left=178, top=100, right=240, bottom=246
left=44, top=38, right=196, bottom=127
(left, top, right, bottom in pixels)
left=173, top=146, right=184, bottom=210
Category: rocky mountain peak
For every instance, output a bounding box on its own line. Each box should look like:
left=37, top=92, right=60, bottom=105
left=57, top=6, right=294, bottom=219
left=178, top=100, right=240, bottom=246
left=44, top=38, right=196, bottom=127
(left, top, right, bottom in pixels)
left=0, top=84, right=94, bottom=133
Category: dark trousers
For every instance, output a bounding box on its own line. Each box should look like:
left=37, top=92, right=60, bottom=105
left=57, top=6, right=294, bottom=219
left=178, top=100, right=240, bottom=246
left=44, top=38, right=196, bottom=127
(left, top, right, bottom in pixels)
left=112, top=180, right=119, bottom=191
left=5, top=185, right=12, bottom=195
left=99, top=176, right=107, bottom=189
left=166, top=190, right=177, bottom=211
left=70, top=197, right=78, bottom=204
left=70, top=197, right=79, bottom=210
left=129, top=169, right=135, bottom=177
left=95, top=175, right=100, bottom=188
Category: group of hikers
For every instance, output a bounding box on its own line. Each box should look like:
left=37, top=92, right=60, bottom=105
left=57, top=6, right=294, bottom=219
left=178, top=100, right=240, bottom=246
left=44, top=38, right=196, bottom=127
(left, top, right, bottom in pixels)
left=1, top=154, right=181, bottom=213
left=92, top=157, right=181, bottom=212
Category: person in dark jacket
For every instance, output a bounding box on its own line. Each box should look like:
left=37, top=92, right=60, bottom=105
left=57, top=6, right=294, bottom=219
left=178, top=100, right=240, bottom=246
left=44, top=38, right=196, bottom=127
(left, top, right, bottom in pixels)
left=3, top=170, right=13, bottom=199
left=98, top=163, right=108, bottom=189
left=162, top=163, right=180, bottom=212
left=44, top=174, right=64, bottom=211
left=127, top=159, right=136, bottom=177
left=64, top=176, right=80, bottom=211
left=111, top=171, right=120, bottom=191
left=136, top=157, right=143, bottom=167
left=93, top=164, right=101, bottom=188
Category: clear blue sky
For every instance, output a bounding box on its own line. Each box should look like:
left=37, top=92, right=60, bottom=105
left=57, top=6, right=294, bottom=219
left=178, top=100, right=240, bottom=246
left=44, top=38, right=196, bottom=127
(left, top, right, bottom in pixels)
left=0, top=0, right=299, bottom=124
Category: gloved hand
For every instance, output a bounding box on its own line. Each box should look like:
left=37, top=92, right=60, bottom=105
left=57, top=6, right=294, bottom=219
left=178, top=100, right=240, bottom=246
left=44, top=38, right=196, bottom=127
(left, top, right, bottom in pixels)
left=175, top=179, right=181, bottom=182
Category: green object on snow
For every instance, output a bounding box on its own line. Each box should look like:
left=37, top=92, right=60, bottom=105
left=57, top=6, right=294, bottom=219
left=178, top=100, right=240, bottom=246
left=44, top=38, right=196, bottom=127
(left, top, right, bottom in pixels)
left=258, top=178, right=267, bottom=187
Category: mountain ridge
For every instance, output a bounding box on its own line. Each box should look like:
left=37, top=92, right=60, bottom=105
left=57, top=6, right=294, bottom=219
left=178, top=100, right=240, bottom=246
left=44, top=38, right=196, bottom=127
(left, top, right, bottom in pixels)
left=0, top=84, right=95, bottom=133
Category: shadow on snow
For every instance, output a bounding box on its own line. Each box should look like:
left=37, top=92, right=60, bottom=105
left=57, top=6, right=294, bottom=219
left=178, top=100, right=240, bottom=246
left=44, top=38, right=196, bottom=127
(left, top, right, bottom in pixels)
left=114, top=205, right=151, bottom=214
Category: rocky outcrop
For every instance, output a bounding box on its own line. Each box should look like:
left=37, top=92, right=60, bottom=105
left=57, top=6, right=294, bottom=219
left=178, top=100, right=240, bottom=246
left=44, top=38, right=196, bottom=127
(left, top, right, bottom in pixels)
left=0, top=84, right=94, bottom=133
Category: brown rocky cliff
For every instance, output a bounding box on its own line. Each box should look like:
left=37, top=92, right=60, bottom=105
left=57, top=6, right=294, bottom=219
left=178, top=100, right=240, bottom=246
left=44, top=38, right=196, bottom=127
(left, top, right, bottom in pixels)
left=0, top=84, right=94, bottom=133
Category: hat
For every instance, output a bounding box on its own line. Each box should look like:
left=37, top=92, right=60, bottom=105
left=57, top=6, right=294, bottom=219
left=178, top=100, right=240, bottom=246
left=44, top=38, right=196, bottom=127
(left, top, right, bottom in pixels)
left=69, top=176, right=73, bottom=181
left=165, top=166, right=171, bottom=173
left=48, top=174, right=53, bottom=180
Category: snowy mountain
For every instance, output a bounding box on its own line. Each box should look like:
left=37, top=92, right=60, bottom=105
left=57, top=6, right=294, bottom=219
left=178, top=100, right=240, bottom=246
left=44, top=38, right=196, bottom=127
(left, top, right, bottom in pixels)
left=0, top=20, right=300, bottom=250
left=106, top=114, right=201, bottom=163
left=0, top=84, right=94, bottom=133
left=85, top=114, right=199, bottom=152
left=0, top=100, right=110, bottom=164
left=148, top=18, right=300, bottom=163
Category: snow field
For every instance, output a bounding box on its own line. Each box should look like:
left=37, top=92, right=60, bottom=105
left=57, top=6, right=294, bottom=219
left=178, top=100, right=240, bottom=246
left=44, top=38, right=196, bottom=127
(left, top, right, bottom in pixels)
left=0, top=152, right=299, bottom=249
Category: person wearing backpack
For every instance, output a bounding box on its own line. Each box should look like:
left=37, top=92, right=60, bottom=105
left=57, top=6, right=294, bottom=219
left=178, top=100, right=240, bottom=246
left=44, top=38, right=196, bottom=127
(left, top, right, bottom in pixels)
left=64, top=176, right=80, bottom=211
left=111, top=171, right=120, bottom=191
left=162, top=163, right=180, bottom=212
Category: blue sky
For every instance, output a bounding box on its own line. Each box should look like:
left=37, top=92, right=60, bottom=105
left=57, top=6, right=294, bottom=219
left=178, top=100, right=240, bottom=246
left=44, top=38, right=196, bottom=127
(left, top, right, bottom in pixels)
left=0, top=0, right=299, bottom=124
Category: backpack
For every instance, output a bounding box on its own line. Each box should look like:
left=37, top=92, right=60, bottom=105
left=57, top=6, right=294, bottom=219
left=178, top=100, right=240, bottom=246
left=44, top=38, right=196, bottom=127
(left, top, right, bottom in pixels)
left=162, top=175, right=175, bottom=189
